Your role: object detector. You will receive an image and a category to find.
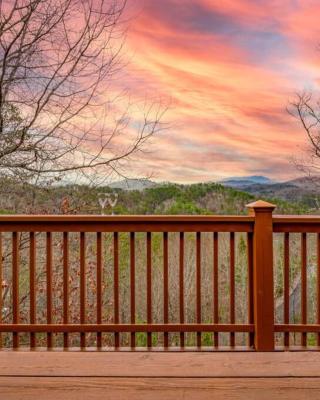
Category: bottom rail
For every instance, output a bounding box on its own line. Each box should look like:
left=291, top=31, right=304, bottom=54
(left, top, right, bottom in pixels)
left=275, top=324, right=320, bottom=333
left=0, top=323, right=254, bottom=333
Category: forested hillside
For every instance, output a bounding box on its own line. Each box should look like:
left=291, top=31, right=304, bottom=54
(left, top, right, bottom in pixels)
left=0, top=178, right=317, bottom=349
left=0, top=179, right=309, bottom=215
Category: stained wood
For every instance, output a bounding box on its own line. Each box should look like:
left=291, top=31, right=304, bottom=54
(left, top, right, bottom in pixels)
left=130, top=232, right=135, bottom=348
left=146, top=232, right=152, bottom=348
left=284, top=233, right=290, bottom=347
left=29, top=232, right=36, bottom=348
left=213, top=232, right=219, bottom=347
left=301, top=233, right=307, bottom=347
left=80, top=232, right=86, bottom=348
left=247, top=232, right=254, bottom=347
left=0, top=217, right=254, bottom=233
left=46, top=232, right=53, bottom=348
left=247, top=202, right=275, bottom=351
left=196, top=232, right=201, bottom=347
left=1, top=377, right=320, bottom=400
left=1, top=352, right=320, bottom=377
left=96, top=232, right=102, bottom=348
left=179, top=232, right=184, bottom=347
left=230, top=232, right=235, bottom=347
left=114, top=232, right=119, bottom=348
left=0, top=233, right=2, bottom=348
left=63, top=232, right=69, bottom=348
left=318, top=233, right=320, bottom=346
left=12, top=232, right=19, bottom=348
left=0, top=323, right=253, bottom=333
left=163, top=232, right=169, bottom=348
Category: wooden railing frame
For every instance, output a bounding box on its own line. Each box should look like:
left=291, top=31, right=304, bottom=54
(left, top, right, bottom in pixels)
left=1, top=201, right=320, bottom=350
left=247, top=200, right=276, bottom=351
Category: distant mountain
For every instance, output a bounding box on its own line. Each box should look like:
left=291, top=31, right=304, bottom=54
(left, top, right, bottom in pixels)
left=220, top=175, right=274, bottom=188
left=108, top=178, right=157, bottom=191
left=242, top=176, right=320, bottom=207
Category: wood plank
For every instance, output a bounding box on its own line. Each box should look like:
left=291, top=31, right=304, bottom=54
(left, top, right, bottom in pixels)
left=247, top=232, right=254, bottom=347
left=230, top=232, right=235, bottom=347
left=80, top=232, right=86, bottom=348
left=96, top=232, right=102, bottom=348
left=247, top=202, right=275, bottom=351
left=0, top=220, right=254, bottom=233
left=114, top=232, right=119, bottom=348
left=0, top=323, right=253, bottom=333
left=179, top=232, right=185, bottom=347
left=163, top=232, right=169, bottom=348
left=12, top=232, right=19, bottom=348
left=1, top=352, right=320, bottom=377
left=196, top=232, right=201, bottom=347
left=0, top=377, right=320, bottom=400
left=46, top=232, right=53, bottom=348
left=0, top=215, right=255, bottom=222
left=63, top=232, right=69, bottom=348
left=284, top=232, right=290, bottom=347
left=130, top=232, right=135, bottom=348
left=146, top=232, right=152, bottom=348
left=301, top=233, right=307, bottom=347
left=29, top=232, right=36, bottom=348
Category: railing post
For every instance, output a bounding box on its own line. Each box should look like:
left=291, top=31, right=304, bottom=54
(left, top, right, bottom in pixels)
left=246, top=200, right=276, bottom=351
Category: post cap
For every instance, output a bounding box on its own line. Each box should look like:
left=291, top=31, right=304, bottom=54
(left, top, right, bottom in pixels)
left=246, top=200, right=276, bottom=212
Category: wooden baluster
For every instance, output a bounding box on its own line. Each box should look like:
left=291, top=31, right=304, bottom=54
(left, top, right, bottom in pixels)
left=0, top=233, right=2, bottom=348
left=130, top=232, right=135, bottom=348
left=29, top=232, right=36, bottom=348
left=246, top=200, right=275, bottom=351
left=46, top=232, right=53, bottom=348
left=196, top=232, right=201, bottom=348
left=179, top=232, right=185, bottom=347
left=12, top=232, right=19, bottom=348
left=230, top=232, right=235, bottom=347
left=114, top=232, right=119, bottom=348
left=213, top=232, right=219, bottom=347
left=301, top=232, right=307, bottom=347
left=247, top=232, right=254, bottom=348
left=284, top=233, right=290, bottom=347
left=318, top=233, right=320, bottom=347
left=80, top=232, right=86, bottom=348
left=63, top=232, right=69, bottom=349
left=147, top=232, right=152, bottom=348
left=163, top=232, right=169, bottom=348
left=96, top=232, right=102, bottom=348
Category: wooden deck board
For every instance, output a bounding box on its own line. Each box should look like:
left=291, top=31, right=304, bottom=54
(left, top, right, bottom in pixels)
left=1, top=352, right=320, bottom=399
left=1, top=377, right=320, bottom=400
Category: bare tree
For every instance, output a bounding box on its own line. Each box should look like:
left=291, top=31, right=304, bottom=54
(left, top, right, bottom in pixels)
left=289, top=92, right=320, bottom=180
left=0, top=0, right=165, bottom=184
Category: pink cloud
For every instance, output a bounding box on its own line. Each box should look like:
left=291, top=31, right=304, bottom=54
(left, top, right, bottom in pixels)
left=108, top=0, right=320, bottom=182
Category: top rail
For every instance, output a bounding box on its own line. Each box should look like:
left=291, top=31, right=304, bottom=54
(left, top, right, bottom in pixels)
left=1, top=204, right=320, bottom=351
left=273, top=215, right=320, bottom=232
left=0, top=215, right=254, bottom=232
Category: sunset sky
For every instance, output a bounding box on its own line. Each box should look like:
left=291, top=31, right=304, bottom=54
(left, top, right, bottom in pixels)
left=120, top=0, right=320, bottom=183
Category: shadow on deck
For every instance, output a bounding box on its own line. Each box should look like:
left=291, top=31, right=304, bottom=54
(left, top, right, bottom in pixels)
left=1, top=351, right=320, bottom=399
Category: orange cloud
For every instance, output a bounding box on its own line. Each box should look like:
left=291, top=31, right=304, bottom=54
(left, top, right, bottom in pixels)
left=111, top=0, right=320, bottom=182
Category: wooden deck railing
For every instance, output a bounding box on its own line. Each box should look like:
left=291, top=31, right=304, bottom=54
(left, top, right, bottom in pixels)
left=0, top=200, right=320, bottom=351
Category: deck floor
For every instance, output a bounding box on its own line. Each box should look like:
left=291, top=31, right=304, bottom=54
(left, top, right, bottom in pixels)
left=1, top=351, right=320, bottom=399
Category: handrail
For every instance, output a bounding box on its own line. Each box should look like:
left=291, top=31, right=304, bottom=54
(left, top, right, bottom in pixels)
left=0, top=214, right=254, bottom=232
left=0, top=215, right=255, bottom=221
left=273, top=215, right=320, bottom=232
left=0, top=201, right=320, bottom=351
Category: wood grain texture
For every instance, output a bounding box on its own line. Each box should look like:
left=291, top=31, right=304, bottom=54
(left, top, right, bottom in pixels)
left=0, top=215, right=254, bottom=233
left=247, top=202, right=275, bottom=351
left=1, top=352, right=320, bottom=399
left=1, top=352, right=320, bottom=377
left=1, top=377, right=320, bottom=400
